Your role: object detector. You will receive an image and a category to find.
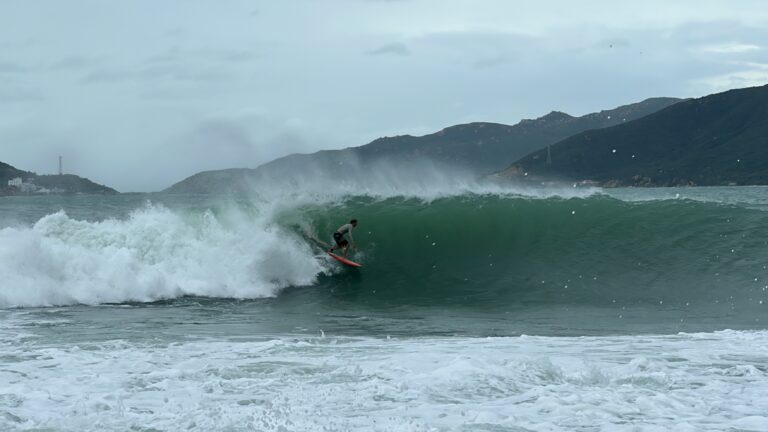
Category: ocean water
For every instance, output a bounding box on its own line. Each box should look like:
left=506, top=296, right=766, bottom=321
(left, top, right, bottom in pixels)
left=1, top=185, right=767, bottom=431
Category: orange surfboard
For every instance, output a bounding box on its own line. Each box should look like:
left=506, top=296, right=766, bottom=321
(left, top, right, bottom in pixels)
left=328, top=252, right=363, bottom=268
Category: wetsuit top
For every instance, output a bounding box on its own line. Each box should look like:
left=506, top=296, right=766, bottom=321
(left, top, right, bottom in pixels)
left=335, top=223, right=354, bottom=242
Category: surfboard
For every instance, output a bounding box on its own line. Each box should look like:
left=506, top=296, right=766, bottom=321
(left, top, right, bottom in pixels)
left=328, top=252, right=363, bottom=268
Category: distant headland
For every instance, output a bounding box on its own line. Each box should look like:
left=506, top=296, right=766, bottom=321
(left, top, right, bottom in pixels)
left=0, top=160, right=117, bottom=196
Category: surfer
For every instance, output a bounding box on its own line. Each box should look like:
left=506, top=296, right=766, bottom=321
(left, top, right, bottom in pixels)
left=329, top=219, right=357, bottom=256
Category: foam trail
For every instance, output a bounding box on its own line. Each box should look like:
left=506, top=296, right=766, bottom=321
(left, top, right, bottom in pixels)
left=0, top=204, right=323, bottom=307
left=1, top=326, right=766, bottom=431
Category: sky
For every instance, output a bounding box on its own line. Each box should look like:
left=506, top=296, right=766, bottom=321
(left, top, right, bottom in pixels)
left=1, top=0, right=767, bottom=192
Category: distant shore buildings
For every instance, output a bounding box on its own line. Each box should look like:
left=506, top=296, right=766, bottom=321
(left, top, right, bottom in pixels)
left=6, top=176, right=52, bottom=194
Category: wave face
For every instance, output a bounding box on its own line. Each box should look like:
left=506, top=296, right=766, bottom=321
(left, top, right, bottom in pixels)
left=2, top=189, right=768, bottom=326
left=292, top=194, right=768, bottom=315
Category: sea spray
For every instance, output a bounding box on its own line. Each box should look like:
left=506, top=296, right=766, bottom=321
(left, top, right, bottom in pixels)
left=0, top=204, right=322, bottom=307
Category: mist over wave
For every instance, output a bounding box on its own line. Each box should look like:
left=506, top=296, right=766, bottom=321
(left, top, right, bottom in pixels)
left=175, top=156, right=601, bottom=201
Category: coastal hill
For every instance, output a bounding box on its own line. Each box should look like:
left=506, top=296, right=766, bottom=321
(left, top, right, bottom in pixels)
left=165, top=97, right=681, bottom=193
left=0, top=161, right=118, bottom=195
left=500, top=84, right=768, bottom=186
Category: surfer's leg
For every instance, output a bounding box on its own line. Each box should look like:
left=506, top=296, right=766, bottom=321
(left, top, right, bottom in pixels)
left=340, top=239, right=350, bottom=256
left=329, top=233, right=341, bottom=252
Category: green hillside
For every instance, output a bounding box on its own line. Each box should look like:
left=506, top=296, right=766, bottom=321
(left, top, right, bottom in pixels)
left=501, top=84, right=768, bottom=186
left=0, top=161, right=118, bottom=195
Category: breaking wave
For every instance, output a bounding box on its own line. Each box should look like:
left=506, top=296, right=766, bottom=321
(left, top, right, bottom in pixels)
left=2, top=186, right=768, bottom=322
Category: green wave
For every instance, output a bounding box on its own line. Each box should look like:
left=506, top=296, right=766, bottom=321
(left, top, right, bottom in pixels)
left=281, top=194, right=768, bottom=315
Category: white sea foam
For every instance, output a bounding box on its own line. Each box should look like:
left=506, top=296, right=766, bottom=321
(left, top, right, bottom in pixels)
left=0, top=204, right=324, bottom=307
left=0, top=326, right=766, bottom=431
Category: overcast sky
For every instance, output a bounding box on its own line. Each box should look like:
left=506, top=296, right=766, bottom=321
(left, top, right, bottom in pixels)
left=1, top=0, right=767, bottom=191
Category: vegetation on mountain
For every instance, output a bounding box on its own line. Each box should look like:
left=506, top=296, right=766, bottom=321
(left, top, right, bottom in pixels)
left=501, top=84, right=768, bottom=186
left=0, top=161, right=117, bottom=195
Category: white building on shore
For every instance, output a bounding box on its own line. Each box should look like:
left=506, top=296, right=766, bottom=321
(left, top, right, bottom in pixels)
left=7, top=177, right=22, bottom=187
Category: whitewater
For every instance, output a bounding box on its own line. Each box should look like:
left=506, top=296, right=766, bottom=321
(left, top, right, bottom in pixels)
left=1, top=184, right=768, bottom=431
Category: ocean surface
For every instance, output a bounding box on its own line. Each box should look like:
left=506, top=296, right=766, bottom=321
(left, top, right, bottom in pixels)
left=1, top=185, right=767, bottom=431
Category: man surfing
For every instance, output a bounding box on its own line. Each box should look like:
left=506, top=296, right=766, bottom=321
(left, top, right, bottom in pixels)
left=329, top=219, right=357, bottom=257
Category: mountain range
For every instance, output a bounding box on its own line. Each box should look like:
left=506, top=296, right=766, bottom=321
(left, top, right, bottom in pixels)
left=165, top=97, right=682, bottom=193
left=502, top=84, right=768, bottom=186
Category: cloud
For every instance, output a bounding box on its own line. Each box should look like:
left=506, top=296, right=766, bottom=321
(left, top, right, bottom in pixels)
left=367, top=42, right=410, bottom=56
left=80, top=69, right=134, bottom=84
left=218, top=50, right=256, bottom=62
left=0, top=87, right=43, bottom=103
left=80, top=63, right=231, bottom=85
left=0, top=61, right=29, bottom=74
left=139, top=85, right=217, bottom=100
left=163, top=27, right=186, bottom=39
left=693, top=62, right=768, bottom=92
left=168, top=112, right=317, bottom=180
left=410, top=31, right=530, bottom=69
left=148, top=46, right=257, bottom=64
left=146, top=46, right=185, bottom=64
left=49, top=56, right=94, bottom=71
left=699, top=43, right=761, bottom=54
left=188, top=119, right=255, bottom=155
left=473, top=56, right=507, bottom=69
left=595, top=38, right=632, bottom=49
left=140, top=63, right=228, bottom=83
